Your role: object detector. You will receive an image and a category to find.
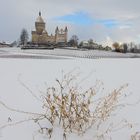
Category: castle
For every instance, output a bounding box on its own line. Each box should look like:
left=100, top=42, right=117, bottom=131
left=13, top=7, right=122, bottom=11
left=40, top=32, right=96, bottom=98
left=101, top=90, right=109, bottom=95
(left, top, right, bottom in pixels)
left=31, top=12, right=68, bottom=45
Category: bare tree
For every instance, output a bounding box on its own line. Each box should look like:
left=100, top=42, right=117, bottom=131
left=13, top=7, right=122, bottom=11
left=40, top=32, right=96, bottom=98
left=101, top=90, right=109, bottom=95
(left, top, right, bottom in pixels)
left=20, top=28, right=29, bottom=46
left=68, top=35, right=79, bottom=47
left=88, top=39, right=94, bottom=46
left=112, top=42, right=120, bottom=51
left=122, top=43, right=128, bottom=53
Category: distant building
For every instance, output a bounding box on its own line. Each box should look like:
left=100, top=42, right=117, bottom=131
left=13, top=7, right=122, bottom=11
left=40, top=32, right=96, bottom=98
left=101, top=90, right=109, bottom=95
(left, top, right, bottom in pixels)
left=31, top=12, right=68, bottom=45
left=0, top=42, right=10, bottom=47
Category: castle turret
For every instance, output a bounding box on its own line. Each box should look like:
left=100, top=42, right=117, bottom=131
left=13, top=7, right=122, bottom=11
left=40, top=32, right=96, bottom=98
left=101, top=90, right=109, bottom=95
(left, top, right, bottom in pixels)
left=65, top=26, right=68, bottom=32
left=35, top=12, right=45, bottom=35
left=64, top=26, right=68, bottom=43
left=55, top=26, right=59, bottom=34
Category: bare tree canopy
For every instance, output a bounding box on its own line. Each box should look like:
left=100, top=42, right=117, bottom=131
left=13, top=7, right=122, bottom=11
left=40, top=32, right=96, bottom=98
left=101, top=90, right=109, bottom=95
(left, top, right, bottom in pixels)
left=68, top=35, right=79, bottom=47
left=20, top=28, right=29, bottom=45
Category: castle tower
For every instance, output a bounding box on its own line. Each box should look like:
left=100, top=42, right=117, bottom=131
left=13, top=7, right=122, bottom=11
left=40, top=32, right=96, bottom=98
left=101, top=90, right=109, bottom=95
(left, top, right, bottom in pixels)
left=32, top=12, right=68, bottom=46
left=55, top=26, right=68, bottom=44
left=55, top=26, right=59, bottom=43
left=64, top=26, right=68, bottom=43
left=35, top=12, right=45, bottom=35
left=55, top=26, right=59, bottom=34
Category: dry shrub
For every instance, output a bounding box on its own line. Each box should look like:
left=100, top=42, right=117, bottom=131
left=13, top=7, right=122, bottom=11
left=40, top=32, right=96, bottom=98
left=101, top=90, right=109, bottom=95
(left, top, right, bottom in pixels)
left=0, top=71, right=130, bottom=140
left=31, top=71, right=128, bottom=139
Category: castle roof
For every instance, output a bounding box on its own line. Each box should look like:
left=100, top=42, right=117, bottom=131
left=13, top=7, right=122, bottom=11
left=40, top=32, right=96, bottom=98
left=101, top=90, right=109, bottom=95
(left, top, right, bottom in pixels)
left=36, top=12, right=44, bottom=23
left=42, top=29, right=48, bottom=34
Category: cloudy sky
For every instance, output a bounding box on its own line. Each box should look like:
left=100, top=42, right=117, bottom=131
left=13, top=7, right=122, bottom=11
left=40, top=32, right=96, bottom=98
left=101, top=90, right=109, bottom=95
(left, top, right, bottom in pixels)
left=0, top=0, right=140, bottom=45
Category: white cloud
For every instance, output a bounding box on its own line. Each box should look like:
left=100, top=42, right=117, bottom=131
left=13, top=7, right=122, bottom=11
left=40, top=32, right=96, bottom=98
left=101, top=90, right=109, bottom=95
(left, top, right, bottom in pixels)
left=119, top=25, right=131, bottom=29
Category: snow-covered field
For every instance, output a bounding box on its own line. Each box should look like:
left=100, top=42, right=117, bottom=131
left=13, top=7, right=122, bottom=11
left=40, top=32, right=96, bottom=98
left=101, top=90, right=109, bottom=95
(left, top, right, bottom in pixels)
left=0, top=47, right=140, bottom=59
left=0, top=50, right=140, bottom=140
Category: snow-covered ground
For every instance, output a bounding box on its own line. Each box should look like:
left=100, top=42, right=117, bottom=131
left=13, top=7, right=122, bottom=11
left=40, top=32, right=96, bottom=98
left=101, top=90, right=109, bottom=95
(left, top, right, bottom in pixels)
left=0, top=53, right=140, bottom=140
left=0, top=47, right=140, bottom=59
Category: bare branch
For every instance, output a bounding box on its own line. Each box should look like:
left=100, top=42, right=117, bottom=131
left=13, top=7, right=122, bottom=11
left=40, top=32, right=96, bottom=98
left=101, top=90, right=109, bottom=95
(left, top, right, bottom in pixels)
left=0, top=100, right=43, bottom=116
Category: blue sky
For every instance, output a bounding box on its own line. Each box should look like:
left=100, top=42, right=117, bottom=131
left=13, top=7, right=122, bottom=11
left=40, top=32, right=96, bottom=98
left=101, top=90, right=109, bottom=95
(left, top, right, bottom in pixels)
left=56, top=12, right=131, bottom=28
left=56, top=12, right=93, bottom=25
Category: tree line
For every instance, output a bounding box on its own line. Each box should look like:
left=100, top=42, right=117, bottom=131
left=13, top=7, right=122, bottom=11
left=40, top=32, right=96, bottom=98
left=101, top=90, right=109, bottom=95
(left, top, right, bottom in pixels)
left=11, top=28, right=140, bottom=54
